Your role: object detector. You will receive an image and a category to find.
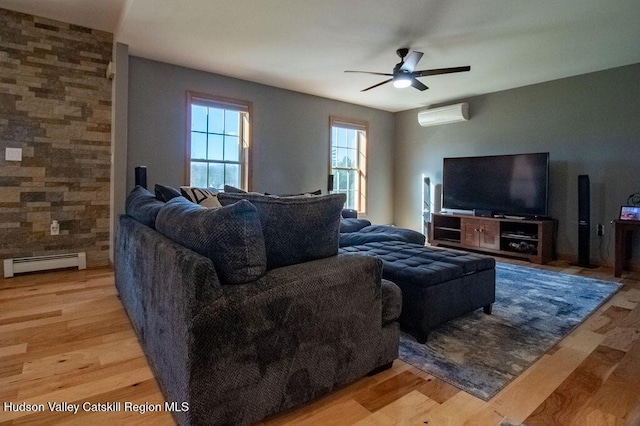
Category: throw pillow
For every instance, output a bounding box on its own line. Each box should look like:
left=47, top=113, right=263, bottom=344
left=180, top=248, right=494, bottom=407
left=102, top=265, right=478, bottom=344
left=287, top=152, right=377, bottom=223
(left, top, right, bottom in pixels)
left=341, top=208, right=358, bottom=218
left=155, top=197, right=267, bottom=285
left=155, top=183, right=181, bottom=202
left=340, top=218, right=372, bottom=233
left=264, top=189, right=322, bottom=197
left=180, top=186, right=221, bottom=208
left=217, top=192, right=346, bottom=269
left=223, top=184, right=247, bottom=193
left=125, top=186, right=164, bottom=228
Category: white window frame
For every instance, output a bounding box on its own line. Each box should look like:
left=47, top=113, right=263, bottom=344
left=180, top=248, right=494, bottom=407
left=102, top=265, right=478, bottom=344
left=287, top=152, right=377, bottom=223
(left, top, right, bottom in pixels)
left=330, top=117, right=368, bottom=213
left=186, top=91, right=252, bottom=190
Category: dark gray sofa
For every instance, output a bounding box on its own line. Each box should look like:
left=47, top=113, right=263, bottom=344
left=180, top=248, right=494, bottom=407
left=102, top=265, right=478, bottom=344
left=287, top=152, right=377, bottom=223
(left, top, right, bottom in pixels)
left=115, top=187, right=401, bottom=425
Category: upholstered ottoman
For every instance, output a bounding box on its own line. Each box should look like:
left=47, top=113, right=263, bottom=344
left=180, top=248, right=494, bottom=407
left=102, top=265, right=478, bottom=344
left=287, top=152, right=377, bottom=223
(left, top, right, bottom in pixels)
left=340, top=241, right=496, bottom=343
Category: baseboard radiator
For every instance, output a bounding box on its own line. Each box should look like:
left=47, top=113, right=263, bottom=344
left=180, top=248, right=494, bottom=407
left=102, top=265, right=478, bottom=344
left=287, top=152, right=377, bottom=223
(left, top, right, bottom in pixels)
left=3, top=252, right=86, bottom=278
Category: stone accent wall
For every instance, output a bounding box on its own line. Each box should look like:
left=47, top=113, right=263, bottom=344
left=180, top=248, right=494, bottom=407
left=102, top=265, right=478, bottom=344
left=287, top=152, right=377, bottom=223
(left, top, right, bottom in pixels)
left=0, top=9, right=112, bottom=275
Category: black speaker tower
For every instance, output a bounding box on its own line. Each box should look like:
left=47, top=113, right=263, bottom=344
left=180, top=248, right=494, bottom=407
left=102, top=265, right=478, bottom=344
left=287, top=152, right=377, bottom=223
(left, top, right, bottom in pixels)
left=422, top=176, right=431, bottom=237
left=135, top=166, right=147, bottom=189
left=576, top=174, right=596, bottom=268
left=327, top=174, right=334, bottom=193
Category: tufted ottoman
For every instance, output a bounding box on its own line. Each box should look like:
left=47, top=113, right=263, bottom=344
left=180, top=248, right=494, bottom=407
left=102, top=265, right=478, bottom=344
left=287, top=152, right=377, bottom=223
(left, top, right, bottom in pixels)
left=340, top=241, right=496, bottom=343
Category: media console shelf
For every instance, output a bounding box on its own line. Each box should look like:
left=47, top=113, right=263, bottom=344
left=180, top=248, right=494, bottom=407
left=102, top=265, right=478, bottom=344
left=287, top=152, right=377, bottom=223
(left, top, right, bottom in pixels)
left=430, top=213, right=555, bottom=264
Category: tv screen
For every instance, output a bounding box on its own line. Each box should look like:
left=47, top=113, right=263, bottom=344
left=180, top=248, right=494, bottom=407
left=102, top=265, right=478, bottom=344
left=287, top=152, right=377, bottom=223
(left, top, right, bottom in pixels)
left=442, top=152, right=549, bottom=216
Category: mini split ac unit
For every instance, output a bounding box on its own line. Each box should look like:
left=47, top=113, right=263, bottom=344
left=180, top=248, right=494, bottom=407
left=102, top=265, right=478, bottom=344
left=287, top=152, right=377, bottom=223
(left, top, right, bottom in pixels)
left=417, top=102, right=469, bottom=127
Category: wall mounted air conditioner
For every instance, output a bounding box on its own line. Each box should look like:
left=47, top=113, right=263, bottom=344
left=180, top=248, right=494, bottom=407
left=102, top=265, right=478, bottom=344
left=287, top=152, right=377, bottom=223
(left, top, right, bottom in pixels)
left=417, top=102, right=469, bottom=127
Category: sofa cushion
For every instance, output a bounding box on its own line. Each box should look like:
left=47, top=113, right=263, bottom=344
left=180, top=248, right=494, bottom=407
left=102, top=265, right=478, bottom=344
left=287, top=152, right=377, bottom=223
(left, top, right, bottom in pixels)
left=155, top=183, right=181, bottom=202
left=180, top=186, right=222, bottom=208
left=155, top=197, right=267, bottom=285
left=340, top=218, right=372, bottom=233
left=218, top=192, right=346, bottom=269
left=339, top=224, right=426, bottom=247
left=358, top=225, right=426, bottom=245
left=125, top=186, right=164, bottom=228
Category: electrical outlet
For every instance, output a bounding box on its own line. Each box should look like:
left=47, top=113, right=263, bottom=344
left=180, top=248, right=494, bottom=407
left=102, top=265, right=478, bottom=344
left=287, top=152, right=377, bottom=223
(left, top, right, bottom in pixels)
left=50, top=220, right=59, bottom=236
left=597, top=223, right=604, bottom=236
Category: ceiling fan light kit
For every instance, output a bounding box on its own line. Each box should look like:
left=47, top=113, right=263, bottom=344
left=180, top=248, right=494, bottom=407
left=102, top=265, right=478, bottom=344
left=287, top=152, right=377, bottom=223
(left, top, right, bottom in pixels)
left=417, top=102, right=469, bottom=127
left=393, top=74, right=412, bottom=88
left=345, top=48, right=471, bottom=92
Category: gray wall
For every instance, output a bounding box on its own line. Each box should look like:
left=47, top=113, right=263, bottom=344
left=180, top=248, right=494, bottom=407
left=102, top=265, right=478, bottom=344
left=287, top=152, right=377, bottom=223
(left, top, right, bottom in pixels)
left=394, top=63, right=640, bottom=265
left=127, top=57, right=395, bottom=224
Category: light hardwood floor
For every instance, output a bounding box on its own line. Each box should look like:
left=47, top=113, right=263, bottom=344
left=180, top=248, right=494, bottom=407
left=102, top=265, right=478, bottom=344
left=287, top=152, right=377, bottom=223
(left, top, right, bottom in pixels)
left=1, top=260, right=639, bottom=425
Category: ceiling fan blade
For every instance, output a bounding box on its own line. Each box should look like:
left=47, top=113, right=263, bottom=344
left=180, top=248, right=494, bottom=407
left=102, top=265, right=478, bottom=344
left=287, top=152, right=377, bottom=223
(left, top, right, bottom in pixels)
left=413, top=66, right=471, bottom=77
left=361, top=78, right=393, bottom=92
left=400, top=51, right=423, bottom=73
left=411, top=79, right=428, bottom=91
left=344, top=70, right=393, bottom=76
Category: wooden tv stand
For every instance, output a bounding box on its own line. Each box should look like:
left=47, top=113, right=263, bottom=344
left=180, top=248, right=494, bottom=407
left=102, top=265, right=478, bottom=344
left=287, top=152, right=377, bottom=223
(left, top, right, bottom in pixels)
left=430, top=213, right=555, bottom=264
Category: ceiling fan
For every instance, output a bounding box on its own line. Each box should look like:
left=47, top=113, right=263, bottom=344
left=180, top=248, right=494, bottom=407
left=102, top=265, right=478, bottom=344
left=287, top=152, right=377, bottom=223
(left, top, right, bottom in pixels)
left=345, top=48, right=471, bottom=92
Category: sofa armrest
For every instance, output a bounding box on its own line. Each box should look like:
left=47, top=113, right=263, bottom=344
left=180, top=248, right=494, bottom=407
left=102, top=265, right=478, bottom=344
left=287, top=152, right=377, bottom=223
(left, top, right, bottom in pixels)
left=381, top=279, right=402, bottom=325
left=187, top=254, right=388, bottom=424
left=115, top=215, right=223, bottom=416
left=115, top=214, right=223, bottom=312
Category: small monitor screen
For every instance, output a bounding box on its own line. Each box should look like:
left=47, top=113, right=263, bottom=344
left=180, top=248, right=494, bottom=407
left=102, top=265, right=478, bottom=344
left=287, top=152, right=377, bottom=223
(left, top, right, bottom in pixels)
left=620, top=206, right=640, bottom=221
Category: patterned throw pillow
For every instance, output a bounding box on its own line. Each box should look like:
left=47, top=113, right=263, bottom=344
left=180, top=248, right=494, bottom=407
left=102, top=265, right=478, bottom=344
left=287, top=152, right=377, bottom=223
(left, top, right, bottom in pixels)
left=218, top=192, right=346, bottom=269
left=180, top=186, right=221, bottom=208
left=155, top=197, right=267, bottom=285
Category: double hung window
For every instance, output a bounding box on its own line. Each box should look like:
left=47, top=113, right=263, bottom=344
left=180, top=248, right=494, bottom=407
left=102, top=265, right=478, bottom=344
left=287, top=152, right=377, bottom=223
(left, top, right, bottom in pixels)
left=330, top=117, right=367, bottom=212
left=187, top=92, right=250, bottom=190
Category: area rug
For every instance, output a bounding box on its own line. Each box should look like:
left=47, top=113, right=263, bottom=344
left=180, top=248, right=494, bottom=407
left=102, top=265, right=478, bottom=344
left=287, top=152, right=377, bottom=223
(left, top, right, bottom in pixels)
left=398, top=262, right=621, bottom=401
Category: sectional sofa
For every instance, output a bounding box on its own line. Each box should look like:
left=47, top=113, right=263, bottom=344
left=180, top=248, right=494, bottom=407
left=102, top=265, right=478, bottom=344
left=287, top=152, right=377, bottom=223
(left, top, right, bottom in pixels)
left=115, top=187, right=402, bottom=425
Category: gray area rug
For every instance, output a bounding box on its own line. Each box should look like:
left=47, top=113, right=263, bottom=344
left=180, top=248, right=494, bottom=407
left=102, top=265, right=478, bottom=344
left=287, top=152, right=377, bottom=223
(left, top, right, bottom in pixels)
left=398, top=262, right=621, bottom=401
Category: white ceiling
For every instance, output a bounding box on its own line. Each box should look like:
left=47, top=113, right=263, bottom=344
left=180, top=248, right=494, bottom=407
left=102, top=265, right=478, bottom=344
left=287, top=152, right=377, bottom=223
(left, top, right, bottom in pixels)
left=2, top=0, right=639, bottom=112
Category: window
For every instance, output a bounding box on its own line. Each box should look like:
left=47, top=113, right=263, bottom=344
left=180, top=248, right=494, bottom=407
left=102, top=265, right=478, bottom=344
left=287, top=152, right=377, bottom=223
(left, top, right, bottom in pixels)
left=187, top=92, right=251, bottom=190
left=330, top=117, right=367, bottom=212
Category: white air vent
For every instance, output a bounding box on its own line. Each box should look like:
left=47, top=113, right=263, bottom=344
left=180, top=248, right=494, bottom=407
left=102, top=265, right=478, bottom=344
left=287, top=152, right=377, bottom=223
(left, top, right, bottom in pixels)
left=4, top=252, right=86, bottom=278
left=417, top=103, right=469, bottom=127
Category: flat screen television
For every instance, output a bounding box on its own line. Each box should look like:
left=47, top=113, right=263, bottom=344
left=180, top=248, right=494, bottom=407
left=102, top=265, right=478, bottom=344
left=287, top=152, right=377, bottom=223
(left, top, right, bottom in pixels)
left=442, top=152, right=549, bottom=217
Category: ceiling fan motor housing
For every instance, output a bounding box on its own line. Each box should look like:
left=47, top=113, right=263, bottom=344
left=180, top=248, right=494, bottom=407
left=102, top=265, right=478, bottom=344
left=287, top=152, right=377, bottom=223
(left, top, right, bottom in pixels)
left=396, top=48, right=409, bottom=59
